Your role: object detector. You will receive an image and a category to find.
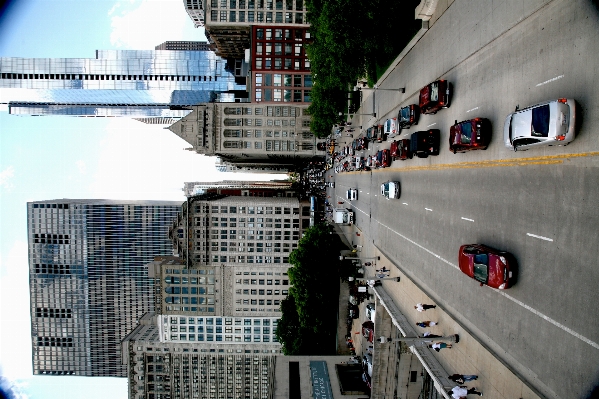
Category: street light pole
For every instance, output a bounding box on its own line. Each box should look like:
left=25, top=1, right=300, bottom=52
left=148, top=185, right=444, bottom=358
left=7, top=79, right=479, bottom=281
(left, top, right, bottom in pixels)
left=356, top=85, right=406, bottom=93
left=339, top=111, right=377, bottom=118
left=377, top=334, right=460, bottom=345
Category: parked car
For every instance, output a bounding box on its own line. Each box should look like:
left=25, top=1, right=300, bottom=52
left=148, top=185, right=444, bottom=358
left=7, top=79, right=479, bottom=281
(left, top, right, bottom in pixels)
left=381, top=149, right=391, bottom=167
left=327, top=182, right=335, bottom=188
left=384, top=117, right=399, bottom=138
left=347, top=188, right=358, bottom=201
left=410, top=129, right=440, bottom=158
left=391, top=139, right=412, bottom=160
left=380, top=181, right=401, bottom=199
left=362, top=321, right=374, bottom=342
left=349, top=304, right=359, bottom=319
left=399, top=104, right=420, bottom=129
left=419, top=80, right=451, bottom=114
left=458, top=244, right=515, bottom=289
left=366, top=303, right=376, bottom=321
left=503, top=98, right=577, bottom=151
left=373, top=124, right=386, bottom=143
left=449, top=118, right=492, bottom=153
left=362, top=353, right=373, bottom=377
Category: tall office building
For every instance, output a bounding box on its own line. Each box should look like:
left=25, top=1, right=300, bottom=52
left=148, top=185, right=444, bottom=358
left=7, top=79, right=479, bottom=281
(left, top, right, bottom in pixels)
left=27, top=199, right=182, bottom=377
left=0, top=49, right=247, bottom=118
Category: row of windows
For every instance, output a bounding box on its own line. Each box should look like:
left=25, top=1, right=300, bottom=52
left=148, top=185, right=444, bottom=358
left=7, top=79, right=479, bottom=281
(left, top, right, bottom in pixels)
left=223, top=120, right=299, bottom=128
left=165, top=287, right=209, bottom=294
left=170, top=325, right=275, bottom=334
left=237, top=299, right=280, bottom=305
left=32, top=203, right=69, bottom=209
left=212, top=255, right=290, bottom=263
left=211, top=10, right=304, bottom=24
left=1, top=73, right=216, bottom=82
left=255, top=57, right=310, bottom=71
left=164, top=297, right=214, bottom=305
left=163, top=276, right=215, bottom=284
left=208, top=207, right=297, bottom=215
left=237, top=289, right=285, bottom=295
left=255, top=28, right=308, bottom=41
left=211, top=0, right=305, bottom=11
left=255, top=73, right=311, bottom=88
left=255, top=42, right=304, bottom=56
left=222, top=105, right=302, bottom=116
left=34, top=264, right=71, bottom=274
left=163, top=268, right=213, bottom=275
left=165, top=306, right=215, bottom=312
left=33, top=234, right=70, bottom=244
left=37, top=337, right=73, bottom=347
left=169, top=317, right=277, bottom=325
left=255, top=88, right=310, bottom=102
left=168, top=334, right=278, bottom=342
left=223, top=140, right=299, bottom=150
left=35, top=308, right=72, bottom=318
left=238, top=279, right=288, bottom=285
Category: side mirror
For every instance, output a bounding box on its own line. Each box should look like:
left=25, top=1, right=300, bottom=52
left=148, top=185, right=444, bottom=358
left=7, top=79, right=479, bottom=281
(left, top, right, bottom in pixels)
left=515, top=105, right=520, bottom=111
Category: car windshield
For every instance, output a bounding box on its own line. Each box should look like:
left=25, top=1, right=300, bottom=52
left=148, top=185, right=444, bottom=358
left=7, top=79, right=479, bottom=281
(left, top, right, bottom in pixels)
left=430, top=82, right=439, bottom=102
left=473, top=254, right=488, bottom=283
left=382, top=183, right=389, bottom=197
left=400, top=107, right=410, bottom=119
left=531, top=104, right=550, bottom=137
left=459, top=122, right=472, bottom=144
left=385, top=120, right=391, bottom=131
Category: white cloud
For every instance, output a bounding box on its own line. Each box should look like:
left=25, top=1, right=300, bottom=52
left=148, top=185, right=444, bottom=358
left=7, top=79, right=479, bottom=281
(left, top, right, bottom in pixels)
left=75, top=160, right=86, bottom=175
left=0, top=374, right=29, bottom=399
left=0, top=166, right=15, bottom=190
left=0, top=241, right=33, bottom=381
left=109, top=0, right=205, bottom=50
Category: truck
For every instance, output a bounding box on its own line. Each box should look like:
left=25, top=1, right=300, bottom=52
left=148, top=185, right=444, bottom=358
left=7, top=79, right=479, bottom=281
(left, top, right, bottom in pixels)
left=333, top=208, right=354, bottom=225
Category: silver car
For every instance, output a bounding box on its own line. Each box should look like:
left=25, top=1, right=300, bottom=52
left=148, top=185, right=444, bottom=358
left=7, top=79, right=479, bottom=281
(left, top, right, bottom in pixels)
left=503, top=98, right=576, bottom=151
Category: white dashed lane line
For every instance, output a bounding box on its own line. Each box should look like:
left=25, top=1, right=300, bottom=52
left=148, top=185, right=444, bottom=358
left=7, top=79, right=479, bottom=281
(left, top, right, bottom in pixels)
left=426, top=123, right=437, bottom=128
left=461, top=217, right=475, bottom=222
left=466, top=106, right=479, bottom=113
left=402, top=202, right=409, bottom=206
left=376, top=219, right=599, bottom=350
left=425, top=208, right=433, bottom=212
left=536, top=74, right=564, bottom=87
left=526, top=233, right=553, bottom=242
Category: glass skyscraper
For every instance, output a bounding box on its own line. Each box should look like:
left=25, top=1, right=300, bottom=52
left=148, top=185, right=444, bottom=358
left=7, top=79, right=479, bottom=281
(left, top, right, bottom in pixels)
left=27, top=199, right=182, bottom=377
left=0, top=49, right=246, bottom=118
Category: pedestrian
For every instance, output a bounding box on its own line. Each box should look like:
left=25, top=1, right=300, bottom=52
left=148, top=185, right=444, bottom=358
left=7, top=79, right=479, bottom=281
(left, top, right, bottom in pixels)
left=416, top=321, right=438, bottom=328
left=448, top=385, right=483, bottom=398
left=375, top=267, right=389, bottom=273
left=421, top=332, right=442, bottom=339
left=428, top=342, right=452, bottom=352
left=375, top=273, right=388, bottom=279
left=448, top=374, right=478, bottom=384
left=414, top=303, right=437, bottom=312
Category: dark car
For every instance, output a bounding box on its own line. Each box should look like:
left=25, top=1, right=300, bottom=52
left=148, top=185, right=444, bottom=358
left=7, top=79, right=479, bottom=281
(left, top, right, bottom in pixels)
left=373, top=124, right=386, bottom=143
left=410, top=130, right=440, bottom=158
left=390, top=139, right=412, bottom=160
left=419, top=80, right=451, bottom=114
left=362, top=321, right=374, bottom=342
left=458, top=244, right=515, bottom=289
left=349, top=304, right=359, bottom=319
left=375, top=150, right=383, bottom=167
left=449, top=118, right=491, bottom=153
left=381, top=149, right=391, bottom=167
left=399, top=104, right=420, bottom=129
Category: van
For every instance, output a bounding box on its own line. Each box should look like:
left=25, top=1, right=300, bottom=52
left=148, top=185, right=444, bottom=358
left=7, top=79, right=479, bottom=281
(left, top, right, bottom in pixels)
left=410, top=129, right=440, bottom=158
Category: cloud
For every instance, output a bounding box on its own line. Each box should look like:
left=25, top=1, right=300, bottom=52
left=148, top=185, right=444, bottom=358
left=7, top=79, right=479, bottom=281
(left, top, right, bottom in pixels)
left=75, top=160, right=86, bottom=175
left=109, top=0, right=205, bottom=50
left=0, top=166, right=15, bottom=190
left=0, top=373, right=29, bottom=399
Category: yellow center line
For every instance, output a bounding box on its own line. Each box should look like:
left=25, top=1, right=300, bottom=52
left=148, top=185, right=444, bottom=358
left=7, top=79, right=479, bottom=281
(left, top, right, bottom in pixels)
left=361, top=152, right=599, bottom=172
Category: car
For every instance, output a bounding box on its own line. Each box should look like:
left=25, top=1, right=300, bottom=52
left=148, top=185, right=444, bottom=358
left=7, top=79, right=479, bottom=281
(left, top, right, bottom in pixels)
left=449, top=118, right=492, bottom=153
left=390, top=139, right=412, bottom=160
left=362, top=353, right=373, bottom=377
left=347, top=188, right=358, bottom=201
left=381, top=149, right=391, bottom=167
left=349, top=304, right=359, bottom=319
left=362, top=321, right=374, bottom=343
left=419, top=80, right=451, bottom=114
left=384, top=117, right=399, bottom=138
left=366, top=303, right=375, bottom=321
left=327, top=182, right=335, bottom=188
left=458, top=244, right=515, bottom=289
left=503, top=98, right=577, bottom=151
left=373, top=124, right=386, bottom=143
left=380, top=181, right=401, bottom=199
left=399, top=104, right=420, bottom=129
left=410, top=129, right=440, bottom=158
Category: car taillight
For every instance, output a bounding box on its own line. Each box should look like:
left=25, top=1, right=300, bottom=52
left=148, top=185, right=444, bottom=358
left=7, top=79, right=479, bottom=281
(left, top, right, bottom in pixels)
left=555, top=135, right=566, bottom=141
left=557, top=98, right=567, bottom=104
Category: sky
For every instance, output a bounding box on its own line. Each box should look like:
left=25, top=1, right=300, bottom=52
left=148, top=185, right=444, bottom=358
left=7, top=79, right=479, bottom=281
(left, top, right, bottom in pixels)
left=0, top=1, right=277, bottom=398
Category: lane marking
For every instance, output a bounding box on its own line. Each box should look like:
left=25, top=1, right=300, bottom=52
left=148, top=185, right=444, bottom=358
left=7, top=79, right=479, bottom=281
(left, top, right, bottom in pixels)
left=426, top=123, right=437, bottom=128
left=402, top=202, right=409, bottom=206
left=526, top=233, right=553, bottom=242
left=461, top=217, right=475, bottom=222
left=425, top=208, right=433, bottom=212
left=536, top=74, right=564, bottom=87
left=376, top=221, right=599, bottom=350
left=466, top=106, right=479, bottom=113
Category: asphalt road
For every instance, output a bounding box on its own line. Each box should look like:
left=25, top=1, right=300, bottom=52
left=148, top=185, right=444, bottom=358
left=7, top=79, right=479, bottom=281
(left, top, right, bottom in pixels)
left=333, top=1, right=599, bottom=398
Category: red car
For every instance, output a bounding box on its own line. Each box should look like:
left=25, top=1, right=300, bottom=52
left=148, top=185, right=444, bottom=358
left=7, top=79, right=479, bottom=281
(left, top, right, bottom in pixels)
left=362, top=321, right=374, bottom=342
left=381, top=149, right=391, bottom=167
left=449, top=118, right=491, bottom=153
left=458, top=244, right=515, bottom=289
left=419, top=80, right=451, bottom=115
left=390, top=139, right=412, bottom=160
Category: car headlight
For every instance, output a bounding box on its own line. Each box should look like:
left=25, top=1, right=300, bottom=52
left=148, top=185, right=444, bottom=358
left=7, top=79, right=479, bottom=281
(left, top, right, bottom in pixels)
left=498, top=283, right=507, bottom=289
left=499, top=256, right=507, bottom=264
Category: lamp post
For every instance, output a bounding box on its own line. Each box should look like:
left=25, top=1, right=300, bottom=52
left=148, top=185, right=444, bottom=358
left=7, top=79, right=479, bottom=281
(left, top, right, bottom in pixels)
left=356, top=85, right=406, bottom=93
left=377, top=334, right=460, bottom=345
left=339, top=111, right=376, bottom=119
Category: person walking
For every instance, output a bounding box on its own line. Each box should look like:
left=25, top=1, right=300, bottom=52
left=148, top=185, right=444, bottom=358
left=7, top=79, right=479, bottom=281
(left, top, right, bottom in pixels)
left=448, top=385, right=483, bottom=398
left=429, top=342, right=452, bottom=352
left=414, top=303, right=437, bottom=312
left=449, top=374, right=478, bottom=384
left=416, top=321, right=438, bottom=328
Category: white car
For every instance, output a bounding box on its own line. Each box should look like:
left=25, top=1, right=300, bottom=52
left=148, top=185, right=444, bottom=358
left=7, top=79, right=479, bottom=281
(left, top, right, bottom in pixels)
left=503, top=98, right=576, bottom=151
left=380, top=181, right=400, bottom=199
left=384, top=117, right=399, bottom=138
left=346, top=188, right=358, bottom=201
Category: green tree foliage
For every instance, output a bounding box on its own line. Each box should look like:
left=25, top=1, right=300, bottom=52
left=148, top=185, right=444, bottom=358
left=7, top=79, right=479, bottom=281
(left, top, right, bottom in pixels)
left=305, top=0, right=421, bottom=137
left=275, top=223, right=343, bottom=355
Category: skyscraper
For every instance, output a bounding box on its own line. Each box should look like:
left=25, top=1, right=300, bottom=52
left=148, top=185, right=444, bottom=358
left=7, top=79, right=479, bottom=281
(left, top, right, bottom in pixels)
left=0, top=49, right=247, bottom=118
left=27, top=199, right=182, bottom=377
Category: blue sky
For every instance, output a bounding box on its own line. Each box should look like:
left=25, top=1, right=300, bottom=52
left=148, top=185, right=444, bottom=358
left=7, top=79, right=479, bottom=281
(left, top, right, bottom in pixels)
left=0, top=1, right=274, bottom=398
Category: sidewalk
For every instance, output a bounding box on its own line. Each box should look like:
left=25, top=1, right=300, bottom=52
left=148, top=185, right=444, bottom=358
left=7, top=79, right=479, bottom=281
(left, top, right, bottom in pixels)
left=340, top=221, right=539, bottom=399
